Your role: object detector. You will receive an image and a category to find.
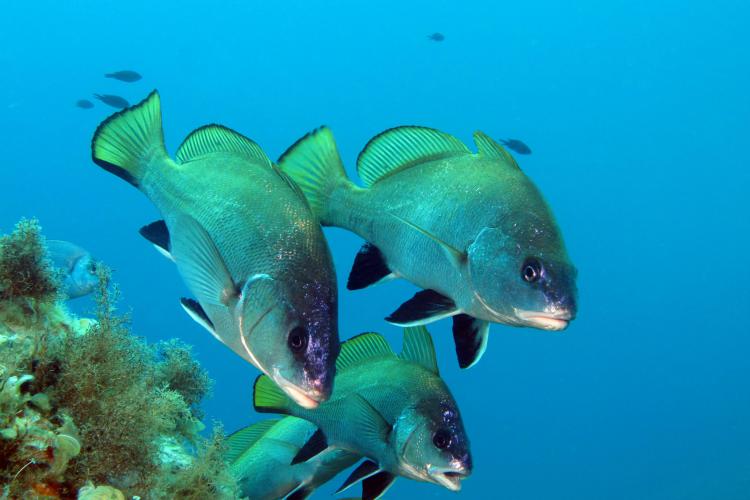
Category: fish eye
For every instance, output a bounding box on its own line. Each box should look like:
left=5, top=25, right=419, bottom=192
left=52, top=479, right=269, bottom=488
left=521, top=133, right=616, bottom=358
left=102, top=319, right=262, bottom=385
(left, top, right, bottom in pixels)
left=521, top=257, right=542, bottom=283
left=89, top=261, right=98, bottom=275
left=432, top=429, right=452, bottom=450
left=287, top=326, right=308, bottom=353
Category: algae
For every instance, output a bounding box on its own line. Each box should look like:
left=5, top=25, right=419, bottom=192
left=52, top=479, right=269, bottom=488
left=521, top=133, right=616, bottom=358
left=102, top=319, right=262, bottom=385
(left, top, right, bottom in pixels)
left=0, top=219, right=238, bottom=499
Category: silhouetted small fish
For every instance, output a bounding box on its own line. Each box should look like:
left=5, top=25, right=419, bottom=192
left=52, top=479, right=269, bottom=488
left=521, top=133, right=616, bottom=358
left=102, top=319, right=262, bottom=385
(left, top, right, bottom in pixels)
left=105, top=70, right=142, bottom=82
left=499, top=138, right=532, bottom=155
left=93, top=94, right=129, bottom=109
left=428, top=32, right=445, bottom=42
left=75, top=99, right=94, bottom=109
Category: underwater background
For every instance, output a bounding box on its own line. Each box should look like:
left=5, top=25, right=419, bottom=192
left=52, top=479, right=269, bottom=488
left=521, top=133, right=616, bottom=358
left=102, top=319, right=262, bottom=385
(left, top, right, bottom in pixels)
left=2, top=0, right=748, bottom=498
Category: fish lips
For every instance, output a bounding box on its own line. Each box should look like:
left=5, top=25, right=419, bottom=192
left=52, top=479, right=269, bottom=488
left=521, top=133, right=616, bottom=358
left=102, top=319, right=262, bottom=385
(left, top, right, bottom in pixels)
left=274, top=374, right=328, bottom=410
left=515, top=308, right=574, bottom=330
left=427, top=464, right=470, bottom=491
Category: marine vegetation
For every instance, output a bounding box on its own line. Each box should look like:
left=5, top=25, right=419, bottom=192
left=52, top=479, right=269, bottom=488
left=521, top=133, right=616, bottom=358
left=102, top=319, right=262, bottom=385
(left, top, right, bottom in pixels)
left=0, top=219, right=237, bottom=499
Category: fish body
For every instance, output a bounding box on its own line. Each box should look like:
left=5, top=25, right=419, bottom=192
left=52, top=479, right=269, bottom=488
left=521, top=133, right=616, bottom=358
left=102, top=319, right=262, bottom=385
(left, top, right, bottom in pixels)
left=428, top=32, right=445, bottom=42
left=91, top=91, right=339, bottom=408
left=75, top=99, right=94, bottom=109
left=93, top=93, right=129, bottom=109
left=105, top=70, right=142, bottom=82
left=46, top=240, right=98, bottom=299
left=254, top=326, right=472, bottom=497
left=227, top=417, right=359, bottom=500
left=279, top=127, right=577, bottom=368
left=500, top=138, right=532, bottom=154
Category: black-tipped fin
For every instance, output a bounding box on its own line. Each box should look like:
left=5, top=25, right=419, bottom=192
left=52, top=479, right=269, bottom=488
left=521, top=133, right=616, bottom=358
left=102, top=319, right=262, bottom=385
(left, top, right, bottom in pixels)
left=139, top=220, right=171, bottom=259
left=336, top=332, right=395, bottom=372
left=473, top=130, right=520, bottom=170
left=286, top=485, right=314, bottom=500
left=224, top=419, right=281, bottom=464
left=452, top=313, right=490, bottom=369
left=336, top=460, right=381, bottom=493
left=386, top=289, right=459, bottom=326
left=291, top=428, right=328, bottom=465
left=399, top=325, right=439, bottom=374
left=253, top=374, right=292, bottom=414
left=357, top=126, right=470, bottom=186
left=363, top=471, right=397, bottom=500
left=179, top=297, right=217, bottom=337
left=175, top=124, right=272, bottom=167
left=347, top=243, right=395, bottom=290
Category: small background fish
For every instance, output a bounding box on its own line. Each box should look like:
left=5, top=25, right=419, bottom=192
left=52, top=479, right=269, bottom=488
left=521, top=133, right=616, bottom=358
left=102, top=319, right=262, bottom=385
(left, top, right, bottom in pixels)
left=93, top=93, right=129, bottom=109
left=499, top=138, right=532, bottom=155
left=75, top=99, right=93, bottom=109
left=105, top=70, right=142, bottom=82
left=428, top=32, right=445, bottom=41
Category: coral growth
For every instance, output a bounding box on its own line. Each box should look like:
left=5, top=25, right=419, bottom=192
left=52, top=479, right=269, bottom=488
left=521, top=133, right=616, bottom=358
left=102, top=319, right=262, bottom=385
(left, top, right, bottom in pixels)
left=0, top=220, right=237, bottom=499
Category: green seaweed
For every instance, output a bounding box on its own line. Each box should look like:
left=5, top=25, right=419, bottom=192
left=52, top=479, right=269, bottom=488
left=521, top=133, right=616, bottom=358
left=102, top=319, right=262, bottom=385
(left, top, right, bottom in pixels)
left=0, top=220, right=238, bottom=498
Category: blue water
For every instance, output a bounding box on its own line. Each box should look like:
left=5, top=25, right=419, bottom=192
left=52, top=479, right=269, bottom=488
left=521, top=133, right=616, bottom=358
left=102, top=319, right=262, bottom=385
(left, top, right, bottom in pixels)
left=2, top=1, right=749, bottom=498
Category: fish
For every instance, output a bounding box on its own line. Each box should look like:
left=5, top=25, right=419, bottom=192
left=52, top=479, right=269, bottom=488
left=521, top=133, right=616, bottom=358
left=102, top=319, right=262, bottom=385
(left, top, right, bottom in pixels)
left=75, top=99, right=94, bottom=109
left=427, top=32, right=445, bottom=42
left=93, top=93, right=129, bottom=109
left=499, top=138, right=532, bottom=155
left=226, top=417, right=359, bottom=500
left=279, top=126, right=577, bottom=369
left=105, top=70, right=142, bottom=82
left=253, top=326, right=472, bottom=498
left=90, top=91, right=339, bottom=408
left=46, top=240, right=98, bottom=299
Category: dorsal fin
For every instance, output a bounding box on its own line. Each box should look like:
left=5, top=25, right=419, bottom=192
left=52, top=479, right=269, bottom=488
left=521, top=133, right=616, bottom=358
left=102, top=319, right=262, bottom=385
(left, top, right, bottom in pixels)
left=175, top=124, right=272, bottom=166
left=336, top=333, right=395, bottom=372
left=356, top=126, right=470, bottom=186
left=399, top=326, right=439, bottom=374
left=472, top=131, right=520, bottom=170
left=224, top=419, right=281, bottom=464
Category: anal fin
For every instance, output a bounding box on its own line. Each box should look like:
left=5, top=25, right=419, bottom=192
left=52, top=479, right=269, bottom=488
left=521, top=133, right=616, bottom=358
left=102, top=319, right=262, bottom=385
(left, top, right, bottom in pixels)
left=452, top=314, right=490, bottom=369
left=347, top=243, right=395, bottom=290
left=336, top=459, right=381, bottom=494
left=386, top=289, right=459, bottom=326
left=286, top=485, right=314, bottom=500
left=362, top=470, right=397, bottom=500
left=291, top=428, right=328, bottom=465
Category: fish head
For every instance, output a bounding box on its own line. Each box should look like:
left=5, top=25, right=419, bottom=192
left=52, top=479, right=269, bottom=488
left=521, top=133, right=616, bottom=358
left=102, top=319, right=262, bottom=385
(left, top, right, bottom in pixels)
left=467, top=215, right=577, bottom=330
left=68, top=254, right=99, bottom=297
left=239, top=275, right=338, bottom=409
left=393, top=399, right=472, bottom=491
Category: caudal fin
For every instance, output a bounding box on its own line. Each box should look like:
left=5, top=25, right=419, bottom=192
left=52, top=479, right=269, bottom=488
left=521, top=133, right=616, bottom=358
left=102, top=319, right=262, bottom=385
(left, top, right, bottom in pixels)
left=91, top=90, right=168, bottom=187
left=277, top=126, right=349, bottom=224
left=253, top=374, right=293, bottom=414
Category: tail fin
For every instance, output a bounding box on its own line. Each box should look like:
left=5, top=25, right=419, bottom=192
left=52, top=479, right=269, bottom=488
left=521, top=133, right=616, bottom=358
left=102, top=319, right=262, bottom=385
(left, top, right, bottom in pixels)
left=278, top=126, right=349, bottom=224
left=253, top=374, right=293, bottom=414
left=91, top=90, right=168, bottom=187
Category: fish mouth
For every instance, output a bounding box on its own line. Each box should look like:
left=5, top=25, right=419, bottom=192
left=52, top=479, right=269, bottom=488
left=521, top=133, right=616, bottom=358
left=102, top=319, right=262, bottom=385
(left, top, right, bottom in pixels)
left=515, top=309, right=572, bottom=331
left=428, top=466, right=469, bottom=491
left=274, top=375, right=322, bottom=410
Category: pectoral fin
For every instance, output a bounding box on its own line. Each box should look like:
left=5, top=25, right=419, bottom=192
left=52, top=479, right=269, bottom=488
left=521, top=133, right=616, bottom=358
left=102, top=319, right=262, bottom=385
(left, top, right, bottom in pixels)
left=336, top=459, right=381, bottom=493
left=391, top=214, right=466, bottom=268
left=290, top=428, right=328, bottom=465
left=347, top=243, right=395, bottom=290
left=452, top=314, right=490, bottom=369
left=170, top=214, right=238, bottom=307
left=386, top=289, right=459, bottom=326
left=362, top=470, right=397, bottom=500
left=350, top=394, right=391, bottom=450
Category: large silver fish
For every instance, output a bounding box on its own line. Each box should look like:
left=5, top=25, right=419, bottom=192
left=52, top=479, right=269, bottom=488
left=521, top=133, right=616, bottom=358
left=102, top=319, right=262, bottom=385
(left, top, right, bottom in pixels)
left=91, top=91, right=339, bottom=408
left=280, top=126, right=577, bottom=369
